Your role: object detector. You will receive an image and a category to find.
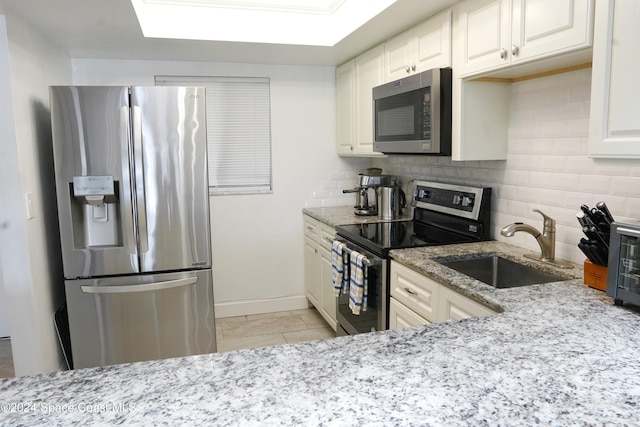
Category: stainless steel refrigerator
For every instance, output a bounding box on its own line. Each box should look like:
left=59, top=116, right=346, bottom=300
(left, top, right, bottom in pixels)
left=50, top=86, right=216, bottom=369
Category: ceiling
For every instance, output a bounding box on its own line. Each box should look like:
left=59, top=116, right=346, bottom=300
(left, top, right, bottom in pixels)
left=4, top=0, right=456, bottom=66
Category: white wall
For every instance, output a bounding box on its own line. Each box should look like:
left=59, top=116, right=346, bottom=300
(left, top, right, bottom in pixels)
left=72, top=58, right=364, bottom=316
left=0, top=10, right=71, bottom=375
left=374, top=68, right=640, bottom=264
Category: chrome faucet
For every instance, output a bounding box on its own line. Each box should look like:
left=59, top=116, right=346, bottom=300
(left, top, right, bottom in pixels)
left=501, top=209, right=557, bottom=262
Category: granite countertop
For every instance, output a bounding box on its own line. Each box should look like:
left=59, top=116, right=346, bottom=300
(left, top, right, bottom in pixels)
left=3, top=232, right=640, bottom=424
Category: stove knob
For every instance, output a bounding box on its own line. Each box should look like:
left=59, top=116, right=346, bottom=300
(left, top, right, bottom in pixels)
left=453, top=194, right=462, bottom=205
left=462, top=196, right=473, bottom=207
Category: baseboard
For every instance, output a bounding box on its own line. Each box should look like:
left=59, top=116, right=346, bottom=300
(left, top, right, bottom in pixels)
left=214, top=295, right=310, bottom=318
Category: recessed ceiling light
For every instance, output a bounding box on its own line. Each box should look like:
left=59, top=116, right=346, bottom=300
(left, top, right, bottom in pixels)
left=131, top=0, right=397, bottom=46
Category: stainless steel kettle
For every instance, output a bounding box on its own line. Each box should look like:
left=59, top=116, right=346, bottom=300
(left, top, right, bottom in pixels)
left=376, top=186, right=406, bottom=220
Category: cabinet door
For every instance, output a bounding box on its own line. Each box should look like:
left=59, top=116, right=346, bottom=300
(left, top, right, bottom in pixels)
left=390, top=261, right=439, bottom=322
left=438, top=286, right=496, bottom=322
left=304, top=237, right=320, bottom=307
left=589, top=0, right=640, bottom=158
left=354, top=45, right=384, bottom=155
left=413, top=9, right=452, bottom=72
left=457, top=0, right=510, bottom=77
left=511, top=0, right=594, bottom=64
left=319, top=246, right=337, bottom=330
left=385, top=10, right=452, bottom=82
left=336, top=60, right=355, bottom=155
left=389, top=297, right=430, bottom=330
left=385, top=29, right=414, bottom=81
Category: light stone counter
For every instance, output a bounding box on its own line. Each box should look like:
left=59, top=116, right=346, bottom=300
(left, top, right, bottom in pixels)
left=2, top=241, right=640, bottom=425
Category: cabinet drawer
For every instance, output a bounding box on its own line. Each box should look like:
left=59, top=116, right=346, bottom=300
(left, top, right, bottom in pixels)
left=303, top=215, right=319, bottom=240
left=318, top=223, right=336, bottom=251
left=390, top=261, right=439, bottom=322
left=389, top=297, right=430, bottom=330
left=438, top=285, right=496, bottom=322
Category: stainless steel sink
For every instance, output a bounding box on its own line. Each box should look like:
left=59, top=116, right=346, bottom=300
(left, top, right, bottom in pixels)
left=439, top=255, right=566, bottom=288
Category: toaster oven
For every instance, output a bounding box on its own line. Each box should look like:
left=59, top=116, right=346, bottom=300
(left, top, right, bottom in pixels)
left=607, top=221, right=640, bottom=306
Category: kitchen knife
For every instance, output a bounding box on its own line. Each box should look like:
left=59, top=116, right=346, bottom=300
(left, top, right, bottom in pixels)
left=589, top=243, right=608, bottom=266
left=578, top=241, right=595, bottom=263
left=592, top=209, right=611, bottom=229
left=580, top=204, right=599, bottom=225
left=596, top=201, right=615, bottom=223
left=576, top=211, right=592, bottom=227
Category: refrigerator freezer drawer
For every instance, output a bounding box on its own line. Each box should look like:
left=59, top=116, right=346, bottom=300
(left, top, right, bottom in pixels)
left=65, top=270, right=215, bottom=369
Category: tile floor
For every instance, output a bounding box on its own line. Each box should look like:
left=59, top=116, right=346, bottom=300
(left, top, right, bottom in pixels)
left=216, top=308, right=336, bottom=352
left=0, top=338, right=15, bottom=379
left=0, top=308, right=335, bottom=377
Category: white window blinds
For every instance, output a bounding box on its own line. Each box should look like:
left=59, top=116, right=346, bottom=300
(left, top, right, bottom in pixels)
left=155, top=76, right=272, bottom=195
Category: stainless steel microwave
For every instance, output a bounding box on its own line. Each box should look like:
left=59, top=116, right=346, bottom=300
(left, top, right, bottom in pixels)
left=607, top=221, right=640, bottom=306
left=372, top=68, right=452, bottom=155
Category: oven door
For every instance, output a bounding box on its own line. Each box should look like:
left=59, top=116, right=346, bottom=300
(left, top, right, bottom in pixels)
left=335, top=239, right=387, bottom=335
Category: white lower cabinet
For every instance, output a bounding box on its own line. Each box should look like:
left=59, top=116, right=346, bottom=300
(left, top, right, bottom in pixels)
left=389, top=298, right=430, bottom=329
left=389, top=260, right=496, bottom=330
left=303, top=214, right=337, bottom=331
left=438, top=285, right=497, bottom=322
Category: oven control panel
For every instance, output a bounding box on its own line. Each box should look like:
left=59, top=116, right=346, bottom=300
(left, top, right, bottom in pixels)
left=414, top=186, right=476, bottom=212
left=411, top=181, right=490, bottom=221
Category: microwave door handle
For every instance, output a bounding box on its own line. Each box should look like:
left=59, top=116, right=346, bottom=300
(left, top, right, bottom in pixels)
left=81, top=277, right=197, bottom=294
left=616, top=227, right=640, bottom=239
left=131, top=106, right=149, bottom=254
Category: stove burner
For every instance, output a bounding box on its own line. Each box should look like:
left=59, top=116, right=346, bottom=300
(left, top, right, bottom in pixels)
left=335, top=220, right=474, bottom=256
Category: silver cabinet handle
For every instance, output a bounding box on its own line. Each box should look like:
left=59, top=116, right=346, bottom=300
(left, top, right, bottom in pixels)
left=511, top=44, right=519, bottom=56
left=131, top=106, right=148, bottom=254
left=405, top=65, right=411, bottom=73
left=404, top=287, right=418, bottom=295
left=499, top=48, right=507, bottom=59
left=81, top=276, right=197, bottom=294
left=411, top=64, right=416, bottom=71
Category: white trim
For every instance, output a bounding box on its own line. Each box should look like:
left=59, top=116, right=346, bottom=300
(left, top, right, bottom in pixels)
left=214, top=295, right=309, bottom=318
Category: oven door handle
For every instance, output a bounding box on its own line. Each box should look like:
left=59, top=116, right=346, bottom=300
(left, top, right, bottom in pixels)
left=617, top=227, right=640, bottom=239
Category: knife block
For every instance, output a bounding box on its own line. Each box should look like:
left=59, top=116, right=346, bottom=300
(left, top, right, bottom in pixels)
left=584, top=260, right=607, bottom=291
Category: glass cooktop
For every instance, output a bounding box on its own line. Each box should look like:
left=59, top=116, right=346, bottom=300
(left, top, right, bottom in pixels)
left=335, top=220, right=474, bottom=256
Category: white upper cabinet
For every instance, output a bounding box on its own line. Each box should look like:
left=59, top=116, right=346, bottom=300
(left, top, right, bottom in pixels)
left=384, top=10, right=452, bottom=82
left=354, top=45, right=385, bottom=156
left=589, top=0, right=640, bottom=158
left=511, top=0, right=593, bottom=63
left=336, top=60, right=356, bottom=155
left=457, top=0, right=594, bottom=77
left=457, top=0, right=510, bottom=77
left=336, top=47, right=386, bottom=157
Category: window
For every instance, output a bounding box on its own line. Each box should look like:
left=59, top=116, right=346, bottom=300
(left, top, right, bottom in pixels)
left=155, top=76, right=272, bottom=195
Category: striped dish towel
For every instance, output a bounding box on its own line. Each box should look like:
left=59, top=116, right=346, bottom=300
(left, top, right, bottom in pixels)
left=348, top=251, right=368, bottom=315
left=331, top=241, right=348, bottom=296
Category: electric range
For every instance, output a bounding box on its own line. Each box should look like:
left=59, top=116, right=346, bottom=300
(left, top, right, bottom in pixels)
left=334, top=180, right=492, bottom=336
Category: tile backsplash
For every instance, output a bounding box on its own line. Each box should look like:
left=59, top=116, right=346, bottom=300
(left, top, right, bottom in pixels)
left=304, top=157, right=371, bottom=208
left=370, top=68, right=640, bottom=264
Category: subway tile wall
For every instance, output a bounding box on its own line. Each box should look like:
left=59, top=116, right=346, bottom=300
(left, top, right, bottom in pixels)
left=372, top=68, right=640, bottom=264
left=304, top=157, right=371, bottom=208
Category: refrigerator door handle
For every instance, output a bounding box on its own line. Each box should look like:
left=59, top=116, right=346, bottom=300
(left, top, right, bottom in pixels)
left=120, top=106, right=137, bottom=255
left=132, top=106, right=149, bottom=254
left=80, top=277, right=198, bottom=294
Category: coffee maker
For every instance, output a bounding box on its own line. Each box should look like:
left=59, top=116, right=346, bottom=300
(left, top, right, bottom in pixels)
left=343, top=173, right=398, bottom=216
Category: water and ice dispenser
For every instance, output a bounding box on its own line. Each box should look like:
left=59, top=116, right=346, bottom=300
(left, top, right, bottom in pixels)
left=70, top=176, right=122, bottom=248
